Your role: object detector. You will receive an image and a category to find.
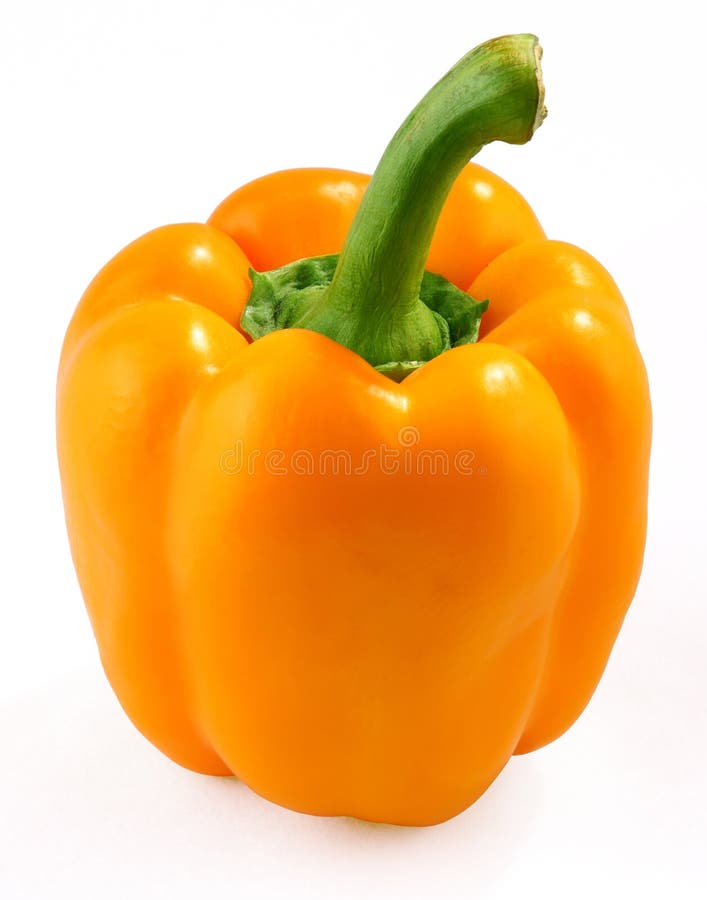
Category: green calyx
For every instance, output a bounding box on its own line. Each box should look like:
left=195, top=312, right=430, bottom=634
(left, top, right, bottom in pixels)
left=243, top=255, right=489, bottom=381
left=240, top=34, right=546, bottom=380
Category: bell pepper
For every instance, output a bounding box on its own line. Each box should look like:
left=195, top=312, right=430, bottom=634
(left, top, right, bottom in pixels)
left=57, top=35, right=651, bottom=826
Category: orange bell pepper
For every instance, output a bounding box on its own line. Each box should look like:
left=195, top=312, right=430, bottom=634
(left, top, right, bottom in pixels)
left=57, top=35, right=651, bottom=825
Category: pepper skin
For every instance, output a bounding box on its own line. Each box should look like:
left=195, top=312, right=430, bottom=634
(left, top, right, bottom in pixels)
left=57, top=36, right=651, bottom=826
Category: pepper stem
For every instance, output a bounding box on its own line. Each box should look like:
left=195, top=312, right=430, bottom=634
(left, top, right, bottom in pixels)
left=242, top=34, right=546, bottom=373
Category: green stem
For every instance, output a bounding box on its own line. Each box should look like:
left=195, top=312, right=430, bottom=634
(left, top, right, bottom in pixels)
left=325, top=34, right=545, bottom=358
left=242, top=34, right=546, bottom=374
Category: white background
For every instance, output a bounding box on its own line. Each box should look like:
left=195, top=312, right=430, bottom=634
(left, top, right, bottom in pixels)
left=2, top=1, right=706, bottom=897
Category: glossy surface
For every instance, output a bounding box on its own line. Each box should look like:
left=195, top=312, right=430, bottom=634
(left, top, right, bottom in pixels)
left=57, top=166, right=651, bottom=825
left=208, top=163, right=544, bottom=286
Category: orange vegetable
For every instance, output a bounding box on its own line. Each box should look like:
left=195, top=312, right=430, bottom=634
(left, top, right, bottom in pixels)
left=57, top=35, right=651, bottom=825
